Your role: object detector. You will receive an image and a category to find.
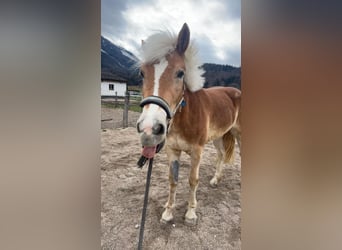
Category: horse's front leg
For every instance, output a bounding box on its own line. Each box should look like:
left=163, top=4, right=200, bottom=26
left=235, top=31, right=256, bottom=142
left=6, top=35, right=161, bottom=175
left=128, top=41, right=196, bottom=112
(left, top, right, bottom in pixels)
left=185, top=145, right=203, bottom=225
left=161, top=147, right=181, bottom=223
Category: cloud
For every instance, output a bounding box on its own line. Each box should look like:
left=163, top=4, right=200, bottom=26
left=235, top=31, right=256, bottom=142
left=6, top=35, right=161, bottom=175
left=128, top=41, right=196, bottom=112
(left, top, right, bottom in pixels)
left=102, top=0, right=240, bottom=66
left=101, top=0, right=127, bottom=37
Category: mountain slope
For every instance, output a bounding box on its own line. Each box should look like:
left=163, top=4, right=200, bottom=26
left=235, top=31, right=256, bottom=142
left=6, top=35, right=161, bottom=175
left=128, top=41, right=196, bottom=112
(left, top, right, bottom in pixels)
left=101, top=36, right=140, bottom=84
left=202, top=63, right=241, bottom=89
left=101, top=37, right=240, bottom=89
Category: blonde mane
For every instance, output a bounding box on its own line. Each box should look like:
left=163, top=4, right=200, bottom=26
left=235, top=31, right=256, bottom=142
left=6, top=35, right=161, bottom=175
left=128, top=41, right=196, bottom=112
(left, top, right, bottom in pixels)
left=140, top=30, right=205, bottom=92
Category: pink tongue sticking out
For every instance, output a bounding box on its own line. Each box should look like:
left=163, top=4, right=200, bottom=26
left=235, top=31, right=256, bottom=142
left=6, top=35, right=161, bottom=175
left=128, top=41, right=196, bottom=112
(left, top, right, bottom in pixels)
left=142, top=146, right=157, bottom=159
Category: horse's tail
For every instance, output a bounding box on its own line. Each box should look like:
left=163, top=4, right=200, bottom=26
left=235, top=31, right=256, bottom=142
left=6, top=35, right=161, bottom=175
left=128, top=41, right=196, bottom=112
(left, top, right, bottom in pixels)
left=230, top=113, right=241, bottom=150
left=223, top=88, right=241, bottom=163
left=222, top=130, right=236, bottom=163
left=222, top=121, right=241, bottom=163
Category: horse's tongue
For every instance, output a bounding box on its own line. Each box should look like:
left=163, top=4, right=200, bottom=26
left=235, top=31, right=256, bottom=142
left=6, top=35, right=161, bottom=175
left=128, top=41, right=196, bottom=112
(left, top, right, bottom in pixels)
left=142, top=146, right=157, bottom=159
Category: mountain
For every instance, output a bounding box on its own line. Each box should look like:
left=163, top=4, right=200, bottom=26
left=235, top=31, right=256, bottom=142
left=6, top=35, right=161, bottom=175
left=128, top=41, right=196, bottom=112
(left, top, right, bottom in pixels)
left=101, top=36, right=240, bottom=89
left=202, top=63, right=241, bottom=90
left=101, top=36, right=140, bottom=84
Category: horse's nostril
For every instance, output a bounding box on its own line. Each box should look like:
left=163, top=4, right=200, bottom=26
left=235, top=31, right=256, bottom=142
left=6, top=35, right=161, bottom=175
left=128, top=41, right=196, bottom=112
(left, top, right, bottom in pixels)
left=152, top=123, right=165, bottom=135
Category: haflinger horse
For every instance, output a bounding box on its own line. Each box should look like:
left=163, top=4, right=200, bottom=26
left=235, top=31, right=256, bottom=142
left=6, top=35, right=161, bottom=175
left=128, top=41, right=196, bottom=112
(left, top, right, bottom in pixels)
left=136, top=23, right=241, bottom=225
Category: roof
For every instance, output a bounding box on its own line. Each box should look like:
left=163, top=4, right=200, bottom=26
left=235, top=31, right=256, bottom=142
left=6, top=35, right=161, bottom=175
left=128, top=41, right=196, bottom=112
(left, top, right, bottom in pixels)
left=101, top=72, right=127, bottom=83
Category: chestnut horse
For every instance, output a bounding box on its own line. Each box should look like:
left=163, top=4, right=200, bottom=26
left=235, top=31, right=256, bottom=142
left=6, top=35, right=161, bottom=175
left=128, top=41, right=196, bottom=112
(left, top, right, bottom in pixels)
left=137, top=23, right=241, bottom=225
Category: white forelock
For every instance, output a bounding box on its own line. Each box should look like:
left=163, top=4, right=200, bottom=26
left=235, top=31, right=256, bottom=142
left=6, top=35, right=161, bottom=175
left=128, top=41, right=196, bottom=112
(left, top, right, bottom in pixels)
left=140, top=30, right=205, bottom=92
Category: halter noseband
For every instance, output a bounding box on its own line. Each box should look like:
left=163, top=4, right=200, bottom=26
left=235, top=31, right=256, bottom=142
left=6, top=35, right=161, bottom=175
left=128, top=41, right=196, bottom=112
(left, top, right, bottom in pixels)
left=139, top=96, right=173, bottom=119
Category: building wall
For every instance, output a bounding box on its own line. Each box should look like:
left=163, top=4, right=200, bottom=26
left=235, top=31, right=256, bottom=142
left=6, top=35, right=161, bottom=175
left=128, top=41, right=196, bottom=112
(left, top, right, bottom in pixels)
left=101, top=81, right=127, bottom=97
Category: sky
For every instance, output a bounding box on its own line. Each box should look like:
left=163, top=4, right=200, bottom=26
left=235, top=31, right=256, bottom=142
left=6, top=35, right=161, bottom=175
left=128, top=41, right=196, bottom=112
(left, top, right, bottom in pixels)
left=101, top=0, right=241, bottom=67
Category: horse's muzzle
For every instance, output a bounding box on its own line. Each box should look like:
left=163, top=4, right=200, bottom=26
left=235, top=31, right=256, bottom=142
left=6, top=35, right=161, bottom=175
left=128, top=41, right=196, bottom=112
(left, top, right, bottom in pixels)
left=137, top=121, right=165, bottom=136
left=137, top=95, right=170, bottom=147
left=137, top=120, right=166, bottom=147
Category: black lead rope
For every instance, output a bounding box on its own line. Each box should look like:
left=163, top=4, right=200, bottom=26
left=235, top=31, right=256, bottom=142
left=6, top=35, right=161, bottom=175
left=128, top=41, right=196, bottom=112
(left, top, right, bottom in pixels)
left=137, top=158, right=153, bottom=250
left=136, top=93, right=183, bottom=249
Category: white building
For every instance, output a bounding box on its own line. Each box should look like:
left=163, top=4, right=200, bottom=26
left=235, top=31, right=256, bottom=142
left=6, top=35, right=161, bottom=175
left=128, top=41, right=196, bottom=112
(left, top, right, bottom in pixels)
left=101, top=79, right=127, bottom=97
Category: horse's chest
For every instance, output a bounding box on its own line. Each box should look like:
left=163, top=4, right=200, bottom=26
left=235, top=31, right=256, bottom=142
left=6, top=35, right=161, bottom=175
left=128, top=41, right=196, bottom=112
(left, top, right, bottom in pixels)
left=166, top=134, right=191, bottom=153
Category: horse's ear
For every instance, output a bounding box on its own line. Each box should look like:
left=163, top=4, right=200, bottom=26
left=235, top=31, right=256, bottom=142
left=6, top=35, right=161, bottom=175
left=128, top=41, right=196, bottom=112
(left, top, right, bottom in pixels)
left=176, top=23, right=190, bottom=55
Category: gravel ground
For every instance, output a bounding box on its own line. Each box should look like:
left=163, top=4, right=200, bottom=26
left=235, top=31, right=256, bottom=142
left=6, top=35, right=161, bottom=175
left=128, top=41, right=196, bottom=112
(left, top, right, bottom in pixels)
left=101, top=125, right=241, bottom=249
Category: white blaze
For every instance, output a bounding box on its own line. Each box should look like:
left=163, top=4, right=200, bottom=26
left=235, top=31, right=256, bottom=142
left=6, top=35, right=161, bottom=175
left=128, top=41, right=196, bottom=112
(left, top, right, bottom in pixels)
left=138, top=58, right=168, bottom=130
left=153, top=58, right=168, bottom=96
left=148, top=58, right=168, bottom=118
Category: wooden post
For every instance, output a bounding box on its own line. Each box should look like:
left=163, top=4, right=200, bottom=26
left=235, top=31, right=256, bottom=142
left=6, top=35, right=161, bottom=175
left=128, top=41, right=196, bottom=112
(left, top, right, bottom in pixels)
left=123, top=91, right=129, bottom=128
left=114, top=91, right=118, bottom=108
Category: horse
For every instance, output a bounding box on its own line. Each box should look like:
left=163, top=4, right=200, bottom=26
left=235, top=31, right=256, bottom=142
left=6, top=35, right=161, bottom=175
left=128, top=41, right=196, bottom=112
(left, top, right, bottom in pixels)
left=136, top=23, right=241, bottom=225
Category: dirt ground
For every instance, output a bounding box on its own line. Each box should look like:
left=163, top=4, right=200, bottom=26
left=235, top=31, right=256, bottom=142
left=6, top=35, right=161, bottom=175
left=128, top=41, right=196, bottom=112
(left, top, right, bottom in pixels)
left=101, top=107, right=141, bottom=129
left=101, top=109, right=241, bottom=250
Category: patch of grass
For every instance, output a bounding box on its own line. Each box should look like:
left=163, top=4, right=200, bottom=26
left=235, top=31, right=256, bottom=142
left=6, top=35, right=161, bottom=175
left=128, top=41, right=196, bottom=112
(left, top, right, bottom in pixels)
left=129, top=105, right=142, bottom=112
left=130, top=96, right=142, bottom=101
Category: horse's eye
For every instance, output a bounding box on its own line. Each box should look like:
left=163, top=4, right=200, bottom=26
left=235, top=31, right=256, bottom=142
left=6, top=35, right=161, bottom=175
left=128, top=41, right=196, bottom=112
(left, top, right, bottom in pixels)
left=140, top=71, right=145, bottom=78
left=176, top=70, right=184, bottom=79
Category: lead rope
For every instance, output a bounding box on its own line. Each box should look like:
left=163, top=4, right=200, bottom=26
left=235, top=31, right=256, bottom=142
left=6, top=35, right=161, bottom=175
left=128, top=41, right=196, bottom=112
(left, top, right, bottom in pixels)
left=137, top=158, right=153, bottom=250
left=137, top=84, right=186, bottom=249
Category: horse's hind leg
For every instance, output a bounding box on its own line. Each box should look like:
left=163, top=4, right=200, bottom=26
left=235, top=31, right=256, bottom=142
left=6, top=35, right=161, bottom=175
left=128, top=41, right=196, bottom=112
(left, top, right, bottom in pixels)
left=210, top=138, right=224, bottom=187
left=161, top=148, right=181, bottom=223
left=185, top=145, right=203, bottom=225
left=210, top=131, right=236, bottom=187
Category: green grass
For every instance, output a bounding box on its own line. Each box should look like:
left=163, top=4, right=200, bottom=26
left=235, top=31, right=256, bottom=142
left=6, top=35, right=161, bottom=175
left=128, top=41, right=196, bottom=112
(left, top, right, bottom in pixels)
left=129, top=104, right=142, bottom=112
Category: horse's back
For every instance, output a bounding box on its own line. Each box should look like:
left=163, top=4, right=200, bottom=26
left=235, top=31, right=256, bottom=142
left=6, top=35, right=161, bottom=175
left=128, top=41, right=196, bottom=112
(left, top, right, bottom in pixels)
left=200, top=86, right=240, bottom=112
left=204, top=86, right=241, bottom=102
left=199, top=87, right=241, bottom=141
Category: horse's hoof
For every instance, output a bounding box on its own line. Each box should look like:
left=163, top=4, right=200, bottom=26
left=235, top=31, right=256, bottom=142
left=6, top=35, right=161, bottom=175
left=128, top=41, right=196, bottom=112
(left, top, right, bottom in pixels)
left=160, top=218, right=173, bottom=224
left=209, top=182, right=218, bottom=188
left=210, top=178, right=218, bottom=187
left=161, top=210, right=174, bottom=224
left=184, top=217, right=197, bottom=226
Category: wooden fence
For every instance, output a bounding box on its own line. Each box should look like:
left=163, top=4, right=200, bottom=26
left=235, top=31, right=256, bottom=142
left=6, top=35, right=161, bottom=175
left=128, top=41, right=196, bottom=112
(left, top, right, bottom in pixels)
left=101, top=92, right=142, bottom=129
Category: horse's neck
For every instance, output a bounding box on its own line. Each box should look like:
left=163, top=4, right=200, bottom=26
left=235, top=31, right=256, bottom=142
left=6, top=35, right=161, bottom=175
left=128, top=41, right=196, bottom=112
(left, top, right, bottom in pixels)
left=168, top=89, right=209, bottom=145
left=172, top=89, right=203, bottom=130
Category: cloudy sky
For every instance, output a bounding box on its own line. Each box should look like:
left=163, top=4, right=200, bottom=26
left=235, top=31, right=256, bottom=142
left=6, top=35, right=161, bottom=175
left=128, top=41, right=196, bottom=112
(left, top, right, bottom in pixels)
left=102, top=0, right=240, bottom=66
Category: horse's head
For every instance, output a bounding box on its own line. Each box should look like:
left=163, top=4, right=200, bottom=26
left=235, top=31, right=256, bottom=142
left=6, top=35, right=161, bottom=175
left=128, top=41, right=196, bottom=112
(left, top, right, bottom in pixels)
left=137, top=23, right=191, bottom=151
